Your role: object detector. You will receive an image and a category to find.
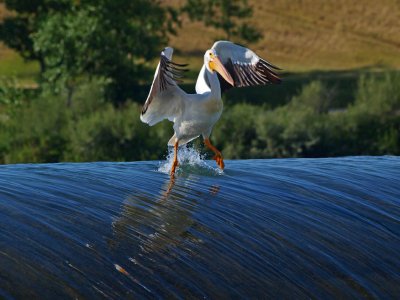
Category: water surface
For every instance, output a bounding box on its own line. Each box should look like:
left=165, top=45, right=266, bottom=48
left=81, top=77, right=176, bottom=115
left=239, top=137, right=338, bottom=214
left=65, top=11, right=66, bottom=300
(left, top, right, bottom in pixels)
left=0, top=155, right=399, bottom=298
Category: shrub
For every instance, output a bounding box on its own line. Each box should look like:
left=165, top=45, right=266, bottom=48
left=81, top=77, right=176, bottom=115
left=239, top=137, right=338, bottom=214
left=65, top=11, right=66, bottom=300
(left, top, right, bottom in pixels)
left=352, top=72, right=400, bottom=115
left=2, top=94, right=69, bottom=163
left=65, top=102, right=173, bottom=162
left=213, top=103, right=263, bottom=158
left=1, top=72, right=399, bottom=163
left=339, top=72, right=400, bottom=155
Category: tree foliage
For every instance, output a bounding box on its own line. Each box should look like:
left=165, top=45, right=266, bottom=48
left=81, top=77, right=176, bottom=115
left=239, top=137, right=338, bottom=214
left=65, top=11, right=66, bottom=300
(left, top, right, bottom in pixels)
left=0, top=0, right=71, bottom=72
left=1, top=72, right=399, bottom=164
left=212, top=72, right=400, bottom=159
left=34, top=1, right=180, bottom=103
left=1, top=0, right=263, bottom=103
left=183, top=0, right=262, bottom=43
left=1, top=0, right=179, bottom=103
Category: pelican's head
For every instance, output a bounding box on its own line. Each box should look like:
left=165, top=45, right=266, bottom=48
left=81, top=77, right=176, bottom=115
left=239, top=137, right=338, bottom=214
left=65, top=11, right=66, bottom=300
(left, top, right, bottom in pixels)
left=204, top=49, right=234, bottom=86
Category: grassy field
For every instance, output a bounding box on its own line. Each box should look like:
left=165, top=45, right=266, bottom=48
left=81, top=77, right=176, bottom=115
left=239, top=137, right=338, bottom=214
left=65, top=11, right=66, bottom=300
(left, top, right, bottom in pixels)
left=169, top=0, right=400, bottom=72
left=1, top=1, right=400, bottom=79
left=1, top=0, right=399, bottom=102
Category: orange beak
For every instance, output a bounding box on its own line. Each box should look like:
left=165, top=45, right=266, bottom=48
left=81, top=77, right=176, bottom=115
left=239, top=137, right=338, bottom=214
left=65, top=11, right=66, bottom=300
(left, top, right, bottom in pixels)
left=209, top=56, right=234, bottom=86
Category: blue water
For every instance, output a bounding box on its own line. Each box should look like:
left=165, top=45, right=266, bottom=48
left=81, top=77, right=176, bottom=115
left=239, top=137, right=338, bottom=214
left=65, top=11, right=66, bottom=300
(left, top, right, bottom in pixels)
left=0, top=155, right=399, bottom=298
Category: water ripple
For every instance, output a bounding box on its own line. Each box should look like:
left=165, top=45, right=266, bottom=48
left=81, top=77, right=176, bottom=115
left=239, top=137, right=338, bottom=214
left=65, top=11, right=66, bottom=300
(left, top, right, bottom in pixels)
left=0, top=157, right=400, bottom=298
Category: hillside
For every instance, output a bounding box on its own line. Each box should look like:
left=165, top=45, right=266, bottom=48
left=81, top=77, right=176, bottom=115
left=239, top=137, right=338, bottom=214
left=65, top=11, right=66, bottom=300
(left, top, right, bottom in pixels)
left=169, top=0, right=400, bottom=71
left=1, top=1, right=400, bottom=76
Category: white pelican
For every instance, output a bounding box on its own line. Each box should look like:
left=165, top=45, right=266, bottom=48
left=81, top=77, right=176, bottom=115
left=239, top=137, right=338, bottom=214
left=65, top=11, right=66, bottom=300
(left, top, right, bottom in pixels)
left=140, top=41, right=281, bottom=176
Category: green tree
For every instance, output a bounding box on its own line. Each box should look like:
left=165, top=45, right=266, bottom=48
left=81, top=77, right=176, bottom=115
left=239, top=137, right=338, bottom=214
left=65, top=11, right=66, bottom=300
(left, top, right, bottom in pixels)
left=183, top=0, right=262, bottom=43
left=1, top=0, right=179, bottom=103
left=33, top=0, right=179, bottom=103
left=0, top=0, right=70, bottom=73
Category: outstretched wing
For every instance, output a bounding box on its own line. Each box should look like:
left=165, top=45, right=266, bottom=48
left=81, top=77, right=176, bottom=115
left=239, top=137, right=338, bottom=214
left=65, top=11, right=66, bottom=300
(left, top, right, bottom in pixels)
left=211, top=41, right=281, bottom=92
left=140, top=47, right=188, bottom=126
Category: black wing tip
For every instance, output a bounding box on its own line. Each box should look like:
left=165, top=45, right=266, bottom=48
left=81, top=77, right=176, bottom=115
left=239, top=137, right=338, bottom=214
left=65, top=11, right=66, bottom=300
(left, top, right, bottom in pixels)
left=257, top=60, right=282, bottom=84
left=260, top=58, right=282, bottom=71
left=169, top=61, right=189, bottom=67
left=265, top=73, right=282, bottom=85
left=159, top=54, right=189, bottom=90
left=160, top=52, right=189, bottom=67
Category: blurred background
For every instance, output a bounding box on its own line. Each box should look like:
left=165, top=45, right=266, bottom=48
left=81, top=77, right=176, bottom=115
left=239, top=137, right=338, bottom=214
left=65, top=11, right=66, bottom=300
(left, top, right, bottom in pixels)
left=0, top=0, right=399, bottom=163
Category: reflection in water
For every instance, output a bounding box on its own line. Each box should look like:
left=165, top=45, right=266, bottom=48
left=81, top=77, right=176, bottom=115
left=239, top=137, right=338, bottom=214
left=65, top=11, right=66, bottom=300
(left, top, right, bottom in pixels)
left=111, top=175, right=220, bottom=255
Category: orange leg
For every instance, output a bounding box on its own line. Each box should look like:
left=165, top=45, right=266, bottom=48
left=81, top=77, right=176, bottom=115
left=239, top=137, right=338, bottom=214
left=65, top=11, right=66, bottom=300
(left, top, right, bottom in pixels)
left=170, top=140, right=179, bottom=177
left=204, top=138, right=225, bottom=170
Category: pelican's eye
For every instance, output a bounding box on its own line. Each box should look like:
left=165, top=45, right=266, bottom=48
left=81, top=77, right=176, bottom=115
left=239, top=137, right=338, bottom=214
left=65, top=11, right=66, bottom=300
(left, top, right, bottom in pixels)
left=209, top=52, right=215, bottom=61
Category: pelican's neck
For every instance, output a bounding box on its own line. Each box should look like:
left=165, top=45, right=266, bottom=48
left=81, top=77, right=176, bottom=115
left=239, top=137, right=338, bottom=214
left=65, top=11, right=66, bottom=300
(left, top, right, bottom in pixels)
left=207, top=69, right=221, bottom=99
left=195, top=64, right=221, bottom=99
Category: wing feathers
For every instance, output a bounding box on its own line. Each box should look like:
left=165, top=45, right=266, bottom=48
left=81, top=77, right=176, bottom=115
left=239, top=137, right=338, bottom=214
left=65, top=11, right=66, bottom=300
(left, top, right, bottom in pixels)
left=212, top=41, right=281, bottom=91
left=141, top=48, right=188, bottom=125
left=159, top=54, right=188, bottom=91
left=231, top=59, right=281, bottom=87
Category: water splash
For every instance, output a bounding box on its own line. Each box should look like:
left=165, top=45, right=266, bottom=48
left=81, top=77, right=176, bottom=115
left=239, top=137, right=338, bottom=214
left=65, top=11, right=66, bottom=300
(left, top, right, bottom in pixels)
left=157, top=146, right=222, bottom=176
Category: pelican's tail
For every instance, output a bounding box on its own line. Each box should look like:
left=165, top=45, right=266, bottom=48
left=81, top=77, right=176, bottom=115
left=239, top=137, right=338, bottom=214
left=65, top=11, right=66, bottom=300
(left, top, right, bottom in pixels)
left=140, top=96, right=173, bottom=126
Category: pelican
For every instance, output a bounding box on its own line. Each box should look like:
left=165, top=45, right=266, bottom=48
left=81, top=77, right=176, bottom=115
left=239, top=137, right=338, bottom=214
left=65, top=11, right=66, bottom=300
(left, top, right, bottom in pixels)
left=140, top=41, right=281, bottom=176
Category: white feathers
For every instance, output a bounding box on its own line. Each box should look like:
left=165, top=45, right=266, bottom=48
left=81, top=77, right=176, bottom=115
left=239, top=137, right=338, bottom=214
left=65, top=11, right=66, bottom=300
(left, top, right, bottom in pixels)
left=212, top=40, right=281, bottom=87
left=140, top=41, right=280, bottom=146
left=195, top=65, right=211, bottom=94
left=212, top=41, right=260, bottom=66
left=140, top=47, right=185, bottom=126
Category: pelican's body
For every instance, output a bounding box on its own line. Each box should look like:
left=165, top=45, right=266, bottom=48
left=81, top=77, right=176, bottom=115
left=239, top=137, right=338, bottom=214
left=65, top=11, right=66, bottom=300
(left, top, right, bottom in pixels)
left=141, top=41, right=281, bottom=176
left=169, top=65, right=224, bottom=146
